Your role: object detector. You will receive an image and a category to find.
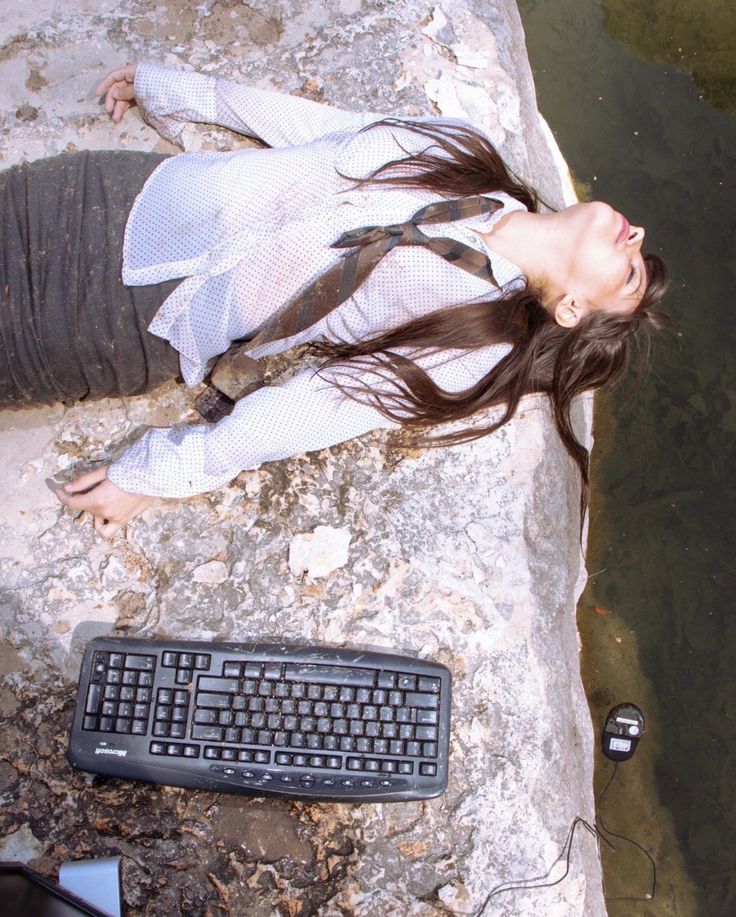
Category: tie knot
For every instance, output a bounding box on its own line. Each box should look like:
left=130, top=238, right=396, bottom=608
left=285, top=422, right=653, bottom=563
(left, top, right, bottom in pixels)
left=331, top=223, right=412, bottom=249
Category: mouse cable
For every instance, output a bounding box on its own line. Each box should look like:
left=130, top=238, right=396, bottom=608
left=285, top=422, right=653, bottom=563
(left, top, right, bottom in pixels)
left=472, top=762, right=656, bottom=915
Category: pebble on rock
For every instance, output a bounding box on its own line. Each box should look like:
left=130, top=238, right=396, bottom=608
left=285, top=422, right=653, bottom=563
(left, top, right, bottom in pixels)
left=288, top=525, right=351, bottom=579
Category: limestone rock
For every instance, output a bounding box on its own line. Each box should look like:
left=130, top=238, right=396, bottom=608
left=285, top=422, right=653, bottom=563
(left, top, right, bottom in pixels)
left=288, top=525, right=352, bottom=579
left=0, top=2, right=601, bottom=915
left=192, top=560, right=229, bottom=585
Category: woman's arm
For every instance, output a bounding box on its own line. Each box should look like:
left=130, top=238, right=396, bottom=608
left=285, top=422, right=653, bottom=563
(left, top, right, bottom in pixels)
left=96, top=62, right=385, bottom=148
left=58, top=342, right=511, bottom=535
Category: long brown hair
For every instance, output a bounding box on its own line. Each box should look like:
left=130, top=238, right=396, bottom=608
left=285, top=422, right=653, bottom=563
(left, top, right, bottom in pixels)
left=313, top=120, right=670, bottom=525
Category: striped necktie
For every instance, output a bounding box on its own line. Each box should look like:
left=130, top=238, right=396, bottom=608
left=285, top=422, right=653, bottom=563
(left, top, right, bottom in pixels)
left=196, top=195, right=503, bottom=421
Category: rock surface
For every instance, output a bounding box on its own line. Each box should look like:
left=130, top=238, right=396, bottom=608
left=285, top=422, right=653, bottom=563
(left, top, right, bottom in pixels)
left=0, top=1, right=604, bottom=915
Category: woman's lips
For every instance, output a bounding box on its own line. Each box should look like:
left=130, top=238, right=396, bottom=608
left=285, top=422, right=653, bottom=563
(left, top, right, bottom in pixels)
left=617, top=214, right=630, bottom=244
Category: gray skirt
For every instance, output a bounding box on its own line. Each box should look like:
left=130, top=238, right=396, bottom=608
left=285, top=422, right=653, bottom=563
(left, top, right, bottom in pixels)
left=0, top=150, right=182, bottom=407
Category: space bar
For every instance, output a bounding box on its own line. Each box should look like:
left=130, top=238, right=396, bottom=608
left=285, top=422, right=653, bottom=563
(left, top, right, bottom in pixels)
left=284, top=664, right=375, bottom=687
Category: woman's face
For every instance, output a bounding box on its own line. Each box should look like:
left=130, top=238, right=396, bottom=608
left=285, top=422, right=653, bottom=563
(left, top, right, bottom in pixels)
left=551, top=201, right=646, bottom=326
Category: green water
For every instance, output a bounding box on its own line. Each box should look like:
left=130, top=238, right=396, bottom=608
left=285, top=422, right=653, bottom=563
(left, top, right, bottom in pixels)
left=517, top=1, right=736, bottom=915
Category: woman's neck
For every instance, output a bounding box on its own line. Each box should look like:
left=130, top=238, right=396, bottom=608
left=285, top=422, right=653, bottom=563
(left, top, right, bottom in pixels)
left=477, top=210, right=563, bottom=293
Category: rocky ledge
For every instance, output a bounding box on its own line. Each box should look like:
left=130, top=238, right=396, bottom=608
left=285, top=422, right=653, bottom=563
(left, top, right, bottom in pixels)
left=0, top=1, right=604, bottom=915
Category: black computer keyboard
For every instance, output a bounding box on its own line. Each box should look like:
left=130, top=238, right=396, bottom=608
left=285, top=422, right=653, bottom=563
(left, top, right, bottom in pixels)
left=68, top=637, right=451, bottom=802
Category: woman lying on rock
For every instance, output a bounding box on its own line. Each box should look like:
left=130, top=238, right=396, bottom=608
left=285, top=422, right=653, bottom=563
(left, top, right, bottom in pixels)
left=0, top=63, right=669, bottom=537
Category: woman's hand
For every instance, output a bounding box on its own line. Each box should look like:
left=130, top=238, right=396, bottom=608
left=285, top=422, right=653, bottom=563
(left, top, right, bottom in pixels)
left=54, top=465, right=157, bottom=538
left=95, top=64, right=138, bottom=123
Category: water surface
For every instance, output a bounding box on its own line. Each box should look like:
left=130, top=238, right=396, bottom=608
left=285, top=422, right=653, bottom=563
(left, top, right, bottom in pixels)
left=518, top=2, right=736, bottom=914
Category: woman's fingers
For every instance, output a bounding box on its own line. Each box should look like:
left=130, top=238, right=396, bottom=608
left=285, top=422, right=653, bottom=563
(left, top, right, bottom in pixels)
left=94, top=64, right=137, bottom=97
left=94, top=64, right=138, bottom=122
left=55, top=469, right=157, bottom=537
left=62, top=465, right=108, bottom=495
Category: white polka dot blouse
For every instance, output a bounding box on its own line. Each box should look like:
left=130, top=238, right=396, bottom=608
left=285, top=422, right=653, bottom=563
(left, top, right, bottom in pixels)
left=108, top=62, right=527, bottom=499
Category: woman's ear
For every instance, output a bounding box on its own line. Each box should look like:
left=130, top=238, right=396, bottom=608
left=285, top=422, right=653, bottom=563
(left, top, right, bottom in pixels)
left=553, top=295, right=586, bottom=328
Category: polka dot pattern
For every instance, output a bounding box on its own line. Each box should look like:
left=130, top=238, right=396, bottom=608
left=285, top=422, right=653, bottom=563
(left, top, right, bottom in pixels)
left=108, top=63, right=526, bottom=498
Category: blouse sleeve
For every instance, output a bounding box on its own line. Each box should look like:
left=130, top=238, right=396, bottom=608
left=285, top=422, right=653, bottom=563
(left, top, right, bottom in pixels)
left=133, top=62, right=385, bottom=148
left=106, top=342, right=511, bottom=499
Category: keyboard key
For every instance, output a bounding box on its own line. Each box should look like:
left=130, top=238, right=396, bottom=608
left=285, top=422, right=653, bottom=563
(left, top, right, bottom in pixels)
left=389, top=740, right=404, bottom=756
left=162, top=652, right=177, bottom=667
left=323, top=685, right=339, bottom=701
left=204, top=746, right=220, bottom=759
left=136, top=687, right=151, bottom=703
left=254, top=750, right=270, bottom=764
left=264, top=663, right=282, bottom=680
left=308, top=755, right=324, bottom=768
left=221, top=748, right=237, bottom=761
left=194, top=654, right=210, bottom=670
left=276, top=753, right=292, bottom=765
left=377, top=672, right=396, bottom=689
left=244, top=663, right=262, bottom=678
left=416, top=709, right=438, bottom=725
left=166, top=744, right=182, bottom=756
left=194, top=709, right=216, bottom=725
left=115, top=718, right=131, bottom=734
left=257, top=730, right=273, bottom=746
left=179, top=653, right=194, bottom=668
left=338, top=687, right=354, bottom=702
left=372, top=690, right=387, bottom=705
left=307, top=684, right=322, bottom=700
left=423, top=743, right=438, bottom=757
left=339, top=736, right=355, bottom=752
left=199, top=677, right=239, bottom=693
left=313, top=702, right=328, bottom=717
left=291, top=733, right=306, bottom=748
left=419, top=762, right=437, bottom=776
left=405, top=741, right=421, bottom=757
left=132, top=719, right=147, bottom=735
left=153, top=722, right=169, bottom=737
left=326, top=756, right=342, bottom=769
left=224, top=728, right=241, bottom=743
left=106, top=670, right=122, bottom=684
left=238, top=750, right=254, bottom=762
left=355, top=688, right=371, bottom=703
left=223, top=663, right=241, bottom=678
left=382, top=723, right=398, bottom=738
left=404, top=692, right=438, bottom=709
left=172, top=707, right=188, bottom=723
left=197, top=693, right=231, bottom=709
left=170, top=723, right=186, bottom=739
left=250, top=713, right=265, bottom=729
left=85, top=684, right=102, bottom=714
left=274, top=732, right=288, bottom=747
left=398, top=761, right=414, bottom=775
left=83, top=715, right=97, bottom=730
left=125, top=654, right=155, bottom=671
left=175, top=669, right=192, bottom=685
left=399, top=725, right=414, bottom=740
left=150, top=742, right=166, bottom=755
left=99, top=717, right=113, bottom=732
left=389, top=692, right=403, bottom=707
left=323, top=735, right=338, bottom=750
left=118, top=702, right=133, bottom=718
left=258, top=681, right=274, bottom=697
left=155, top=706, right=171, bottom=721
left=120, top=686, right=136, bottom=702
left=306, top=734, right=322, bottom=750
left=365, top=722, right=380, bottom=738
left=104, top=685, right=119, bottom=700
left=417, top=676, right=441, bottom=693
left=274, top=683, right=290, bottom=698
left=355, top=738, right=371, bottom=753
left=264, top=698, right=280, bottom=713
left=415, top=726, right=438, bottom=741
left=292, top=754, right=307, bottom=767
left=364, top=759, right=380, bottom=772
left=193, top=725, right=224, bottom=741
left=381, top=760, right=397, bottom=773
left=373, top=739, right=388, bottom=755
left=183, top=745, right=200, bottom=757
left=138, top=672, right=154, bottom=688
left=398, top=674, right=416, bottom=690
left=347, top=758, right=362, bottom=770
left=242, top=679, right=257, bottom=694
